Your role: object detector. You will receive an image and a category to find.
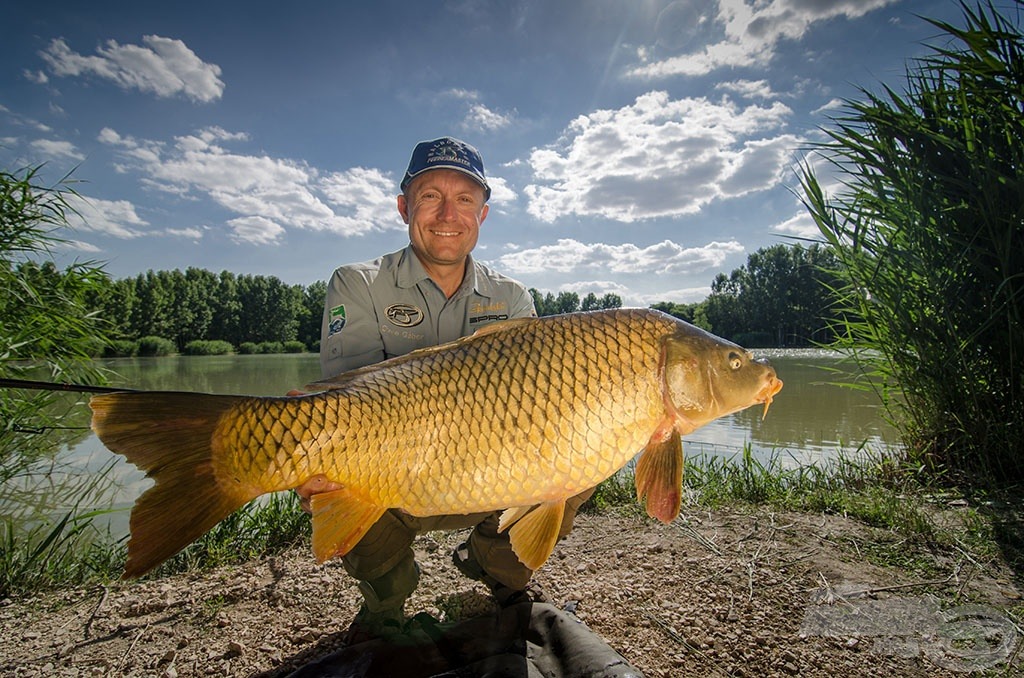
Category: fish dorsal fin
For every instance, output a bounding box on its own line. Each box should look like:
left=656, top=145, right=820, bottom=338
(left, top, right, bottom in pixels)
left=306, top=317, right=538, bottom=391
left=635, top=424, right=684, bottom=524
left=466, top=316, right=535, bottom=337
left=500, top=500, right=566, bottom=570
left=309, top=487, right=387, bottom=561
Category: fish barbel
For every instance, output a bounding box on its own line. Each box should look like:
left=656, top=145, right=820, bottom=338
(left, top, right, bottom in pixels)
left=90, top=308, right=782, bottom=578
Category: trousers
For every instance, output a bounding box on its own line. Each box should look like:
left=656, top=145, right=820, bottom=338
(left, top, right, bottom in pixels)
left=344, top=488, right=596, bottom=612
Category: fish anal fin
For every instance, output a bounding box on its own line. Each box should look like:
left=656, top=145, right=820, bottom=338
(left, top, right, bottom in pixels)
left=503, top=500, right=566, bottom=571
left=310, top=487, right=386, bottom=561
left=635, top=425, right=684, bottom=524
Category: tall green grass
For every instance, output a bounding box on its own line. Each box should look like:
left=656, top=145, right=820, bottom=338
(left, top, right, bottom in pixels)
left=800, top=1, right=1024, bottom=485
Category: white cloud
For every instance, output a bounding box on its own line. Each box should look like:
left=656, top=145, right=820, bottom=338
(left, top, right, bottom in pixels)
left=812, top=98, right=846, bottom=116
left=99, top=125, right=404, bottom=242
left=463, top=103, right=514, bottom=132
left=524, top=91, right=797, bottom=223
left=65, top=194, right=149, bottom=239
left=629, top=0, right=898, bottom=79
left=226, top=216, right=285, bottom=245
left=715, top=79, right=777, bottom=100
left=637, top=286, right=711, bottom=305
left=770, top=212, right=820, bottom=240
left=38, top=35, right=224, bottom=102
left=495, top=238, right=744, bottom=276
left=29, top=138, right=83, bottom=161
left=166, top=226, right=204, bottom=240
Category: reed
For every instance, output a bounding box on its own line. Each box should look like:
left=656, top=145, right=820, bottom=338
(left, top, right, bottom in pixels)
left=799, top=0, right=1024, bottom=485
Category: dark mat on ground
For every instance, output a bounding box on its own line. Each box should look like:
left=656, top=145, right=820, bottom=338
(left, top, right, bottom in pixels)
left=286, top=602, right=645, bottom=678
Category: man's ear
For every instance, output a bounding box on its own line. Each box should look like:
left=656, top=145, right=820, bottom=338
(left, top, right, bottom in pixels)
left=397, top=194, right=410, bottom=224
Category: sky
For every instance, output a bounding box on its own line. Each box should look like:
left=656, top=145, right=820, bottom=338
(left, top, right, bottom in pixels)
left=0, top=0, right=994, bottom=306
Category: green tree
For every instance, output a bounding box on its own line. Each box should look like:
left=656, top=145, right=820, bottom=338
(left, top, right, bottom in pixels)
left=299, top=279, right=327, bottom=350
left=234, top=274, right=302, bottom=343
left=800, top=0, right=1024, bottom=483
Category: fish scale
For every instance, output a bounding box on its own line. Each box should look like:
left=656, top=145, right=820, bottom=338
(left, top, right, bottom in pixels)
left=90, top=308, right=782, bottom=577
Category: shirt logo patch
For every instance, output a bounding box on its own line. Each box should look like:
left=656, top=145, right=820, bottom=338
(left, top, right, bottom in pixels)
left=385, top=303, right=425, bottom=328
left=328, top=304, right=346, bottom=337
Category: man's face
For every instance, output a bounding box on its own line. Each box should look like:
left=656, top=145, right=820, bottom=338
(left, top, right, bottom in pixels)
left=398, top=169, right=489, bottom=270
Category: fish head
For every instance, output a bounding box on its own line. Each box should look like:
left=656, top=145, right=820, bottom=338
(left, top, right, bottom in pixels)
left=661, top=323, right=783, bottom=429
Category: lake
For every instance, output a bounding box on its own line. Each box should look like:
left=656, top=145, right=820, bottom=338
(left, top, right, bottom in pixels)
left=3, top=350, right=901, bottom=538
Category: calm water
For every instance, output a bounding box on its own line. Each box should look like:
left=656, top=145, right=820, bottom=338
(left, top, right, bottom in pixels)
left=4, top=350, right=900, bottom=538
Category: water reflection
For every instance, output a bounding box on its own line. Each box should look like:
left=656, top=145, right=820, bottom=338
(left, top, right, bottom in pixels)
left=691, top=349, right=900, bottom=466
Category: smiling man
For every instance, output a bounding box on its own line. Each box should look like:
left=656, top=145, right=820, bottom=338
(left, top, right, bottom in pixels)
left=314, top=137, right=592, bottom=642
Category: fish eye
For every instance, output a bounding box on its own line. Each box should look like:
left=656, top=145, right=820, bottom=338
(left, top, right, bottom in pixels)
left=728, top=352, right=743, bottom=370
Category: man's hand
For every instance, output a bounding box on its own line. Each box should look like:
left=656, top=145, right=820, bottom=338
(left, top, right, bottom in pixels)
left=294, top=474, right=344, bottom=514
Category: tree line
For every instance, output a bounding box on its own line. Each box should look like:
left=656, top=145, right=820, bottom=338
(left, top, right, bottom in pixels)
left=18, top=241, right=838, bottom=355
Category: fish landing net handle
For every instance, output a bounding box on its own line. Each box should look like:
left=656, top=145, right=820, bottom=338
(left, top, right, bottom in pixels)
left=0, top=378, right=143, bottom=434
left=0, top=378, right=142, bottom=394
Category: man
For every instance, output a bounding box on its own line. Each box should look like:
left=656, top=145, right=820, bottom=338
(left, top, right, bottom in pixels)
left=305, top=137, right=593, bottom=640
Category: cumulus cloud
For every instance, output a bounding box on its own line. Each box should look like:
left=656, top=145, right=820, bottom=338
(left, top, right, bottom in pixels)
left=463, top=103, right=514, bottom=132
left=629, top=0, right=898, bottom=79
left=715, top=79, right=777, bottom=100
left=64, top=194, right=149, bottom=238
left=99, top=125, right=404, bottom=242
left=29, top=139, right=84, bottom=161
left=38, top=35, right=224, bottom=102
left=495, top=238, right=744, bottom=276
left=524, top=91, right=798, bottom=223
left=770, top=212, right=820, bottom=240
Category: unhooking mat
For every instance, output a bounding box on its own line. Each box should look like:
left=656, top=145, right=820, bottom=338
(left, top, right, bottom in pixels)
left=286, top=602, right=645, bottom=678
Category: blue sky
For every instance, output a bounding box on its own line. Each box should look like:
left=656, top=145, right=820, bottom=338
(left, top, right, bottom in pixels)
left=0, top=0, right=982, bottom=305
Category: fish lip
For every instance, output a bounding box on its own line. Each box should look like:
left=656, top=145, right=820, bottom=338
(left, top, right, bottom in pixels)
left=755, top=377, right=783, bottom=419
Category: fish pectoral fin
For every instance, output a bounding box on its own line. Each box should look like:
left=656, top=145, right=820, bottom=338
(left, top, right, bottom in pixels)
left=309, top=487, right=386, bottom=561
left=502, top=500, right=566, bottom=571
left=635, top=426, right=684, bottom=524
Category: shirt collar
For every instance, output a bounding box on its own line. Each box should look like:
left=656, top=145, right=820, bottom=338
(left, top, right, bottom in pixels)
left=396, top=244, right=485, bottom=298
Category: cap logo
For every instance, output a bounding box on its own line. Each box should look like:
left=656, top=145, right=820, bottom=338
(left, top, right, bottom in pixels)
left=385, top=303, right=424, bottom=328
left=427, top=140, right=470, bottom=167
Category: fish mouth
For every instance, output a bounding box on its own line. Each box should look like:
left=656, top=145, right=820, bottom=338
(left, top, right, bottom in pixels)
left=756, top=376, right=784, bottom=420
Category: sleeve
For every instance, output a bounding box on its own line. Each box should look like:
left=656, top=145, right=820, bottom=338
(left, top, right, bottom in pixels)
left=319, top=266, right=386, bottom=379
left=508, top=283, right=538, bottom=320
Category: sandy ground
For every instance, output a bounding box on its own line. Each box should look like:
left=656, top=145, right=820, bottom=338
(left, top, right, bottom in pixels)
left=2, top=506, right=1022, bottom=677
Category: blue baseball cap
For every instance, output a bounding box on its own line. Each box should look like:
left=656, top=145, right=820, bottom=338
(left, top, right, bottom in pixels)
left=400, top=137, right=491, bottom=200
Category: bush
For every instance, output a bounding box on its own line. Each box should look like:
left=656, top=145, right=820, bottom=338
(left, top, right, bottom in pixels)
left=237, top=342, right=259, bottom=355
left=182, top=340, right=233, bottom=356
left=283, top=341, right=306, bottom=353
left=136, top=336, right=176, bottom=357
left=103, top=339, right=138, bottom=357
left=257, top=341, right=284, bottom=354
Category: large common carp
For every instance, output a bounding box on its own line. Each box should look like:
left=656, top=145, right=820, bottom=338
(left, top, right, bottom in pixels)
left=90, top=308, right=782, bottom=578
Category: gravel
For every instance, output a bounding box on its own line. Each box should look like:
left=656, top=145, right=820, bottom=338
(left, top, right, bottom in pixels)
left=2, top=506, right=1021, bottom=677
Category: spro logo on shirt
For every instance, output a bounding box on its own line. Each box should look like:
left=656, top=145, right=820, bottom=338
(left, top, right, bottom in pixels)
left=469, top=301, right=508, bottom=325
left=385, top=303, right=424, bottom=328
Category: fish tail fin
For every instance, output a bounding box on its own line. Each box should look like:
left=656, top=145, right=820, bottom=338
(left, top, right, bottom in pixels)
left=90, top=392, right=260, bottom=578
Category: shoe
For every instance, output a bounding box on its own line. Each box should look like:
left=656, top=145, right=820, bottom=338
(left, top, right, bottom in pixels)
left=452, top=542, right=551, bottom=607
left=343, top=605, right=405, bottom=645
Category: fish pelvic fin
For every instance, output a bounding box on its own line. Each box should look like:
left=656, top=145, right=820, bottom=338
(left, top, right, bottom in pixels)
left=89, top=392, right=260, bottom=578
left=500, top=500, right=566, bottom=571
left=635, top=423, right=684, bottom=524
left=309, top=487, right=386, bottom=561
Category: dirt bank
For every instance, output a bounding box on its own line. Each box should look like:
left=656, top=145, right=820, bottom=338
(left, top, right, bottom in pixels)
left=2, top=506, right=1020, bottom=676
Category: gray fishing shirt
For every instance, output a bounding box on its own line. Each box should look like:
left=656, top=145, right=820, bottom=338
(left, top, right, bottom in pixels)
left=320, top=245, right=537, bottom=379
